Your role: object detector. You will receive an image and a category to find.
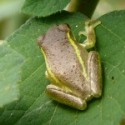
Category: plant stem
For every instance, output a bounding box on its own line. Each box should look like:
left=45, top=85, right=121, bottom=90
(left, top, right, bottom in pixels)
left=66, top=0, right=99, bottom=18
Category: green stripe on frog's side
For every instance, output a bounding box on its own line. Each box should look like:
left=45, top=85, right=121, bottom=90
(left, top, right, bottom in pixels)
left=41, top=48, right=62, bottom=86
left=41, top=48, right=73, bottom=94
left=41, top=48, right=74, bottom=93
left=67, top=32, right=88, bottom=80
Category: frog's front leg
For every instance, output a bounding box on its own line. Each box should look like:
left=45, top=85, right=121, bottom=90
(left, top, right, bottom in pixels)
left=79, top=20, right=101, bottom=49
left=88, top=51, right=102, bottom=97
left=46, top=84, right=87, bottom=110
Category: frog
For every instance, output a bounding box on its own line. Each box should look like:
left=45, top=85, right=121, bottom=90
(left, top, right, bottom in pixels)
left=37, top=20, right=102, bottom=110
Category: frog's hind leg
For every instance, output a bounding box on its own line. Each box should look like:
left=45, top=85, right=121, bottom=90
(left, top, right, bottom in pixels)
left=46, top=84, right=87, bottom=110
left=88, top=51, right=102, bottom=97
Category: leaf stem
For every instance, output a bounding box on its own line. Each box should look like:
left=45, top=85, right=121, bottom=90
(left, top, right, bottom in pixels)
left=66, top=0, right=99, bottom=18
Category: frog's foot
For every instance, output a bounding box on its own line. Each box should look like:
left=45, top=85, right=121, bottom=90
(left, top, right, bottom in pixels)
left=46, top=84, right=87, bottom=110
left=79, top=31, right=87, bottom=36
left=79, top=20, right=101, bottom=49
left=88, top=51, right=102, bottom=97
left=79, top=20, right=100, bottom=36
left=85, top=20, right=101, bottom=28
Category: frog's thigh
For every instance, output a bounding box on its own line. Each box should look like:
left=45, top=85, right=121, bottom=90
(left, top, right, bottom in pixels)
left=46, top=84, right=87, bottom=110
left=88, top=51, right=102, bottom=97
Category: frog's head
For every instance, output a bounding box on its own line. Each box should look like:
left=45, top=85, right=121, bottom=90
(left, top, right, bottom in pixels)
left=37, top=24, right=70, bottom=49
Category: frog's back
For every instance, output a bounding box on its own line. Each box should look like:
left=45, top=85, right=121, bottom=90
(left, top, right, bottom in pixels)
left=40, top=24, right=89, bottom=96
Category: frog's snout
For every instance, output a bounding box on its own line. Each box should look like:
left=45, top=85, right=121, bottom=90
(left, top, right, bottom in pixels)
left=37, top=35, right=45, bottom=47
left=58, top=24, right=70, bottom=32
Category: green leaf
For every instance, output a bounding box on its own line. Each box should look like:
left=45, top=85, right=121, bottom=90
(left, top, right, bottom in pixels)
left=22, top=0, right=70, bottom=17
left=0, top=10, right=125, bottom=125
left=0, top=40, right=24, bottom=107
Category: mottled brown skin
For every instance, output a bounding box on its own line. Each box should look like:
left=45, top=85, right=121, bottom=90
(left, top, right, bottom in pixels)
left=38, top=24, right=102, bottom=110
